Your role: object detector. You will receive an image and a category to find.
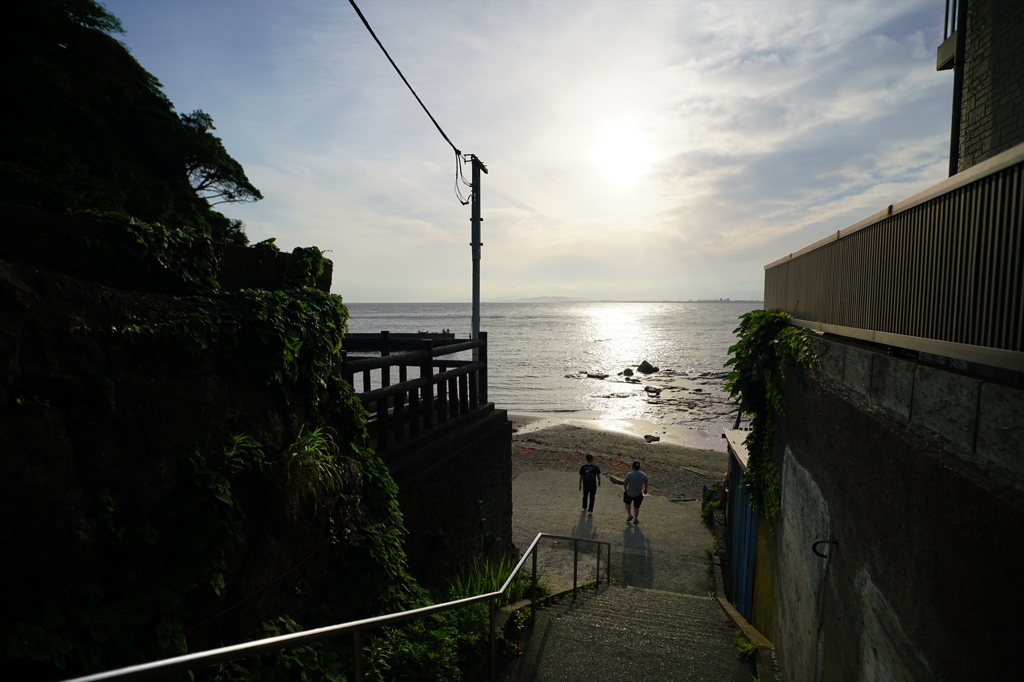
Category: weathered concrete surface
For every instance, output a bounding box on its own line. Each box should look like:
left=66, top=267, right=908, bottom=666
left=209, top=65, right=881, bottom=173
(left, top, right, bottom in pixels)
left=771, top=338, right=1024, bottom=681
left=976, top=382, right=1024, bottom=490
left=774, top=446, right=831, bottom=682
left=855, top=571, right=934, bottom=682
left=867, top=353, right=915, bottom=422
left=511, top=471, right=708, bottom=595
left=909, top=364, right=980, bottom=460
left=505, top=469, right=755, bottom=680
left=808, top=334, right=1024, bottom=492
left=841, top=343, right=872, bottom=399
left=501, top=586, right=754, bottom=682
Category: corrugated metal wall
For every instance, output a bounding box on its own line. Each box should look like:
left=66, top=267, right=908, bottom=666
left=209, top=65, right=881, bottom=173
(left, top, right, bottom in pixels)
left=727, top=456, right=759, bottom=621
left=765, top=159, right=1023, bottom=353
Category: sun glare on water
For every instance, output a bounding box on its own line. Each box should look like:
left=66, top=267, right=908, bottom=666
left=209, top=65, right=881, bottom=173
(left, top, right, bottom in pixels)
left=591, top=122, right=655, bottom=186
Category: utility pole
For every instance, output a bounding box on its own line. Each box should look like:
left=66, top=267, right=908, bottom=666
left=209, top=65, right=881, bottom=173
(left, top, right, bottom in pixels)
left=468, top=154, right=488, bottom=361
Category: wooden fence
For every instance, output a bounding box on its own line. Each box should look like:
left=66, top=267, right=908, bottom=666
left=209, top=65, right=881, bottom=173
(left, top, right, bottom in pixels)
left=341, top=332, right=489, bottom=452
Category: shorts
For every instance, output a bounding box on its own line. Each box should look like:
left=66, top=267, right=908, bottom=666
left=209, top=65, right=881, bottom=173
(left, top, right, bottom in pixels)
left=623, top=492, right=644, bottom=509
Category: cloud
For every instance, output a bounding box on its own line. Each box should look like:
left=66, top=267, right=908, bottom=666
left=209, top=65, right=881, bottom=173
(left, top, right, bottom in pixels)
left=107, top=0, right=951, bottom=301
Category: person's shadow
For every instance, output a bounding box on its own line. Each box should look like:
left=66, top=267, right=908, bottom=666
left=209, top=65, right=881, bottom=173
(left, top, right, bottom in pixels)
left=621, top=523, right=654, bottom=588
left=571, top=510, right=599, bottom=555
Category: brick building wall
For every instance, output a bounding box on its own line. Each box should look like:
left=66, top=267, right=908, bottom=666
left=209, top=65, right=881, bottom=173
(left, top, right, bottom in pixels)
left=958, top=0, right=1024, bottom=171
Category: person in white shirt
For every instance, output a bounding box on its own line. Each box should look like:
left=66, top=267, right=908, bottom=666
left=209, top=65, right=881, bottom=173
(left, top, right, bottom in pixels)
left=622, top=461, right=648, bottom=524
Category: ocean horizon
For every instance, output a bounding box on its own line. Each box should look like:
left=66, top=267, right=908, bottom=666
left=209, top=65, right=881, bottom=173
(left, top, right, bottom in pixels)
left=346, top=300, right=761, bottom=449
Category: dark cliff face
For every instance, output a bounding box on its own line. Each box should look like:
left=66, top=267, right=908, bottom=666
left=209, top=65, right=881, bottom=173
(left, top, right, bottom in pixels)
left=0, top=238, right=411, bottom=678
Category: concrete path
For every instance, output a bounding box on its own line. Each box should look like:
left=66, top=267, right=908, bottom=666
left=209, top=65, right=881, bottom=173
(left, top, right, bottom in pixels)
left=502, top=471, right=754, bottom=681
left=511, top=471, right=711, bottom=594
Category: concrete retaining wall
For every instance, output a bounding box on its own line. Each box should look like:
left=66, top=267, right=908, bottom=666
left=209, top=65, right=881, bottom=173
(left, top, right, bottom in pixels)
left=808, top=335, right=1024, bottom=493
left=385, top=407, right=514, bottom=587
left=769, top=334, right=1024, bottom=680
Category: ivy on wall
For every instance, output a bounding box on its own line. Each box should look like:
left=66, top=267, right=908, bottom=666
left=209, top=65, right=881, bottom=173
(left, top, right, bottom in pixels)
left=79, top=210, right=331, bottom=295
left=0, top=211, right=395, bottom=678
left=81, top=210, right=220, bottom=294
left=3, top=428, right=423, bottom=676
left=3, top=202, right=520, bottom=679
left=121, top=286, right=349, bottom=418
left=725, top=310, right=815, bottom=520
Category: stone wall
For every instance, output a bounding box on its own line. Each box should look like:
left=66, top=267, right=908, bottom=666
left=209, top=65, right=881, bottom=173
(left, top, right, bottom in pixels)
left=767, top=334, right=1024, bottom=680
left=385, top=407, right=514, bottom=587
left=959, top=0, right=1024, bottom=171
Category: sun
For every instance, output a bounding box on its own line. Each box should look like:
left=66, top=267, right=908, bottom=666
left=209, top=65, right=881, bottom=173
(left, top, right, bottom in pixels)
left=591, top=123, right=655, bottom=186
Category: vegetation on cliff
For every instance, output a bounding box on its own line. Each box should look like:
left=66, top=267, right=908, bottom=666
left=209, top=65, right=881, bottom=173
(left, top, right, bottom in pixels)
left=0, top=2, right=510, bottom=679
left=2, top=0, right=261, bottom=244
left=725, top=310, right=815, bottom=520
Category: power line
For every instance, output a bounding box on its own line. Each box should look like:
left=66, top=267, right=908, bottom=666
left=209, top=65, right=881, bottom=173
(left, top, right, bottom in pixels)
left=348, top=0, right=462, bottom=156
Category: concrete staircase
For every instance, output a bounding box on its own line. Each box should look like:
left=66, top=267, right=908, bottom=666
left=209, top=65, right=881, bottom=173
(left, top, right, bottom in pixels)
left=501, top=585, right=756, bottom=681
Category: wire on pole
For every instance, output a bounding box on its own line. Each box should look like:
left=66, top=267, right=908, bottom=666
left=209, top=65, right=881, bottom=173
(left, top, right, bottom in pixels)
left=348, top=0, right=475, bottom=203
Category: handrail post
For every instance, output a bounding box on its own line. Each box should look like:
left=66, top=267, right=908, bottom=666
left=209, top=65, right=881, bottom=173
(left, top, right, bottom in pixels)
left=353, top=629, right=362, bottom=681
left=573, top=539, right=579, bottom=600
left=479, top=331, right=488, bottom=404
left=489, top=597, right=496, bottom=682
left=531, top=548, right=538, bottom=626
left=607, top=544, right=611, bottom=586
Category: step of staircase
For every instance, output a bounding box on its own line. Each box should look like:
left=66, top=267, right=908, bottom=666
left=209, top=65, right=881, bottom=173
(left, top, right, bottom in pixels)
left=501, top=585, right=756, bottom=681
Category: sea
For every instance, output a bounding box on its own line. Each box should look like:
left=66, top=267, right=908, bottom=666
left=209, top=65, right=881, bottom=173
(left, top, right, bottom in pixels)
left=345, top=301, right=761, bottom=450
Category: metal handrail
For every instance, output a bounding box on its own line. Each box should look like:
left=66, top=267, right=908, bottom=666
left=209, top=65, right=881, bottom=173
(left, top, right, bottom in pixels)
left=61, top=532, right=611, bottom=682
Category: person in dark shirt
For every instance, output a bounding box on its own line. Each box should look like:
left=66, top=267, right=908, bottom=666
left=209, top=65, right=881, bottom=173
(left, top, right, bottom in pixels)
left=578, top=454, right=601, bottom=514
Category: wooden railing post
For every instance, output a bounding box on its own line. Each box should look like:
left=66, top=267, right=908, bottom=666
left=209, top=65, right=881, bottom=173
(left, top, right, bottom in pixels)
left=469, top=360, right=479, bottom=409
left=393, top=394, right=405, bottom=445
left=396, top=361, right=409, bottom=443
left=378, top=332, right=391, bottom=449
left=449, top=372, right=459, bottom=418
left=408, top=365, right=421, bottom=438
left=479, top=331, right=488, bottom=404
left=459, top=372, right=469, bottom=414
left=420, top=339, right=433, bottom=431
left=437, top=363, right=449, bottom=423
left=340, top=350, right=350, bottom=385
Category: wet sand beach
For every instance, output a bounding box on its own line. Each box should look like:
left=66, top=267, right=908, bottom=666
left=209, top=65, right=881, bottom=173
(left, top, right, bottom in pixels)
left=508, top=413, right=733, bottom=599
left=510, top=414, right=730, bottom=500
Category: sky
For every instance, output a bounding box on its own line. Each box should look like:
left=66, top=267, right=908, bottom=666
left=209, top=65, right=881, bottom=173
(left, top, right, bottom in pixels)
left=103, top=0, right=954, bottom=302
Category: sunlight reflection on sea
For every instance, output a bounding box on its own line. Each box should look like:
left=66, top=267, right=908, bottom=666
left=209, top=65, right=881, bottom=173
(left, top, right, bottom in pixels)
left=345, top=301, right=760, bottom=446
